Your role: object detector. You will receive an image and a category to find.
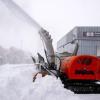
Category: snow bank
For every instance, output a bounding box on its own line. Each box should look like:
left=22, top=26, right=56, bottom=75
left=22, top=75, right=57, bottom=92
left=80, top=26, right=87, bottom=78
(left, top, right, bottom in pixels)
left=0, top=64, right=37, bottom=100
left=23, top=75, right=79, bottom=100
left=0, top=64, right=100, bottom=100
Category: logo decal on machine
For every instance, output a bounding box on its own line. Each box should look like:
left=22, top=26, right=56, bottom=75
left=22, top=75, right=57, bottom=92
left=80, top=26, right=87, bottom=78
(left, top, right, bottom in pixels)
left=75, top=70, right=94, bottom=75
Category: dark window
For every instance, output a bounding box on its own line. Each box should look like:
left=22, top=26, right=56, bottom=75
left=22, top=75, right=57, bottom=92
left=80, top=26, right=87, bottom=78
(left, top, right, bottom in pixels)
left=83, top=32, right=87, bottom=37
left=83, top=32, right=95, bottom=37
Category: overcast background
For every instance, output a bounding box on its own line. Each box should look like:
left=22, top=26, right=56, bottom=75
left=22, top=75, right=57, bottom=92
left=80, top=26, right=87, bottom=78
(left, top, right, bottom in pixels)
left=0, top=0, right=100, bottom=55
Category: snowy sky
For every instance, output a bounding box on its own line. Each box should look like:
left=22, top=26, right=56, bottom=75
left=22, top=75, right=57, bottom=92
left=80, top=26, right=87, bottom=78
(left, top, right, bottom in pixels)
left=0, top=0, right=100, bottom=54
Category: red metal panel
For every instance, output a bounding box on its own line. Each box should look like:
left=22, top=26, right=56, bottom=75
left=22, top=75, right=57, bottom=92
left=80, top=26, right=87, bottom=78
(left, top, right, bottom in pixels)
left=61, top=55, right=100, bottom=81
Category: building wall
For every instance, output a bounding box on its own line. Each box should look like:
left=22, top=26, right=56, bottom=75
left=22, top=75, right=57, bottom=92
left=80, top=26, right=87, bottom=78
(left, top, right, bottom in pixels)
left=57, top=27, right=100, bottom=56
left=57, top=27, right=77, bottom=53
left=78, top=40, right=100, bottom=56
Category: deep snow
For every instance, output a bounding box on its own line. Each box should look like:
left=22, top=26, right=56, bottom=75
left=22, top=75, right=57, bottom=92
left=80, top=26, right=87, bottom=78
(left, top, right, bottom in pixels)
left=0, top=64, right=100, bottom=100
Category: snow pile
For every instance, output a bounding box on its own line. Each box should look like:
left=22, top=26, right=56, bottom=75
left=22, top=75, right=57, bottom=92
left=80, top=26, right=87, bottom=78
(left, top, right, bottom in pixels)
left=0, top=64, right=79, bottom=100
left=0, top=64, right=37, bottom=100
left=0, top=64, right=100, bottom=100
left=23, top=75, right=79, bottom=100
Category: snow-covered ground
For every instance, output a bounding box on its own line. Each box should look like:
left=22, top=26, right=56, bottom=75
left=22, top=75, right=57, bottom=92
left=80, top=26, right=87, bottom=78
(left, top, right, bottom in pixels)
left=0, top=64, right=100, bottom=100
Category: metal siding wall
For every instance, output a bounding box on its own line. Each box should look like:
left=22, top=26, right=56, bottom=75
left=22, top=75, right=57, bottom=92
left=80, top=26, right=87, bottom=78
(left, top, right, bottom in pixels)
left=75, top=27, right=100, bottom=56
left=57, top=34, right=67, bottom=53
left=57, top=27, right=78, bottom=52
left=57, top=27, right=100, bottom=56
left=78, top=40, right=96, bottom=55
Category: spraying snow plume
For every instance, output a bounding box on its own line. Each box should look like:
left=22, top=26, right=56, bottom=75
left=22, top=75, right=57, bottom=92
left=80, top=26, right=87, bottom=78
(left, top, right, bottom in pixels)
left=0, top=0, right=41, bottom=30
left=0, top=0, right=55, bottom=63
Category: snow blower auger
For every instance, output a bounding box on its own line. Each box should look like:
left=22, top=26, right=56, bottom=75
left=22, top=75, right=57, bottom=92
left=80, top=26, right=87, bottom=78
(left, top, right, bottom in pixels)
left=2, top=0, right=100, bottom=94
